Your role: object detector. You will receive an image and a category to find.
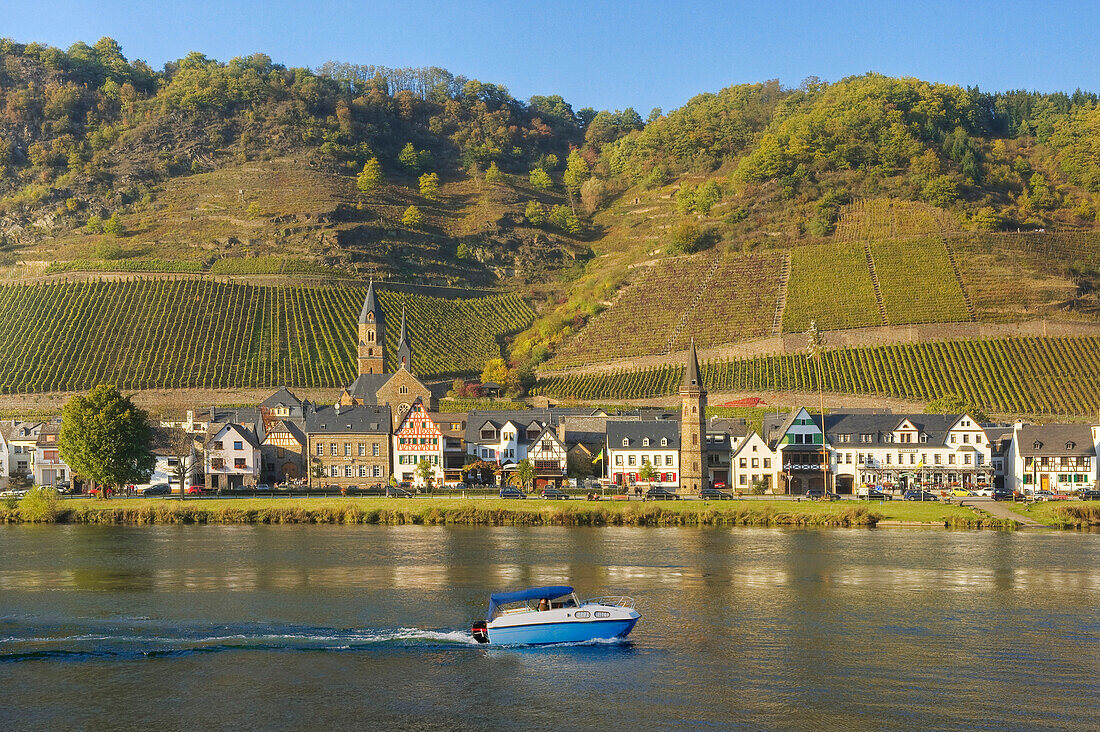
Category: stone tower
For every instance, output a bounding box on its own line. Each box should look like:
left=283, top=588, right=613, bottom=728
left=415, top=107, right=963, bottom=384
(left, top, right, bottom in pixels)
left=679, top=338, right=707, bottom=493
left=357, top=280, right=386, bottom=375
left=395, top=306, right=413, bottom=373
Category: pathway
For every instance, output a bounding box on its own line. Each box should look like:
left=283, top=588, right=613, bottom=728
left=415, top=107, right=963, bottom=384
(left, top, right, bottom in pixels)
left=960, top=497, right=1046, bottom=528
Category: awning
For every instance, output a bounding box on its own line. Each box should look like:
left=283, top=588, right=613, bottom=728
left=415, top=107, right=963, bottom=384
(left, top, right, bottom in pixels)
left=487, top=585, right=574, bottom=620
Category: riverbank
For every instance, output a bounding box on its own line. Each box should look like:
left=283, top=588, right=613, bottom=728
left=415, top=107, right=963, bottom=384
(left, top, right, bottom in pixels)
left=0, top=496, right=1024, bottom=528
left=1000, top=500, right=1100, bottom=528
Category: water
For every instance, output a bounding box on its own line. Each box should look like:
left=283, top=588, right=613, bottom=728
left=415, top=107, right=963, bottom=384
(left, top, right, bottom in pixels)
left=1, top=525, right=1098, bottom=730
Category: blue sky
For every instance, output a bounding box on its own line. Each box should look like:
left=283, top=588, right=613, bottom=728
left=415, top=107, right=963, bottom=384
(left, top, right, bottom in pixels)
left=6, top=1, right=1099, bottom=113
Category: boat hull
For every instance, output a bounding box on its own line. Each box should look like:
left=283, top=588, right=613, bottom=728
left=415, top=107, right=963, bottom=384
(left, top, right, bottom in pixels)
left=487, top=617, right=638, bottom=645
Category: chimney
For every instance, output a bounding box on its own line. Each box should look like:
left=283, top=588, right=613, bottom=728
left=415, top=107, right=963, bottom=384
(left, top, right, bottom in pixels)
left=335, top=403, right=341, bottom=415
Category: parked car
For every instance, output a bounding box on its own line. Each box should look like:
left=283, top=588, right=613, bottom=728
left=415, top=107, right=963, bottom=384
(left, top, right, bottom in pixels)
left=254, top=483, right=272, bottom=492
left=499, top=487, right=525, bottom=499
left=185, top=485, right=206, bottom=495
left=862, top=489, right=893, bottom=501
left=644, top=486, right=680, bottom=501
left=972, top=487, right=994, bottom=497
left=903, top=490, right=938, bottom=501
left=0, top=488, right=28, bottom=498
left=805, top=489, right=840, bottom=501
left=1033, top=489, right=1054, bottom=501
left=992, top=488, right=1013, bottom=501
left=88, top=486, right=113, bottom=497
left=386, top=486, right=414, bottom=498
left=1080, top=489, right=1100, bottom=501
left=142, top=484, right=171, bottom=496
left=950, top=488, right=975, bottom=497
left=700, top=488, right=734, bottom=500
left=540, top=487, right=570, bottom=500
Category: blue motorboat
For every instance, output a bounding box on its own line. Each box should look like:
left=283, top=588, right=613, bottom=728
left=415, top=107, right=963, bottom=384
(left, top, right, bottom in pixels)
left=471, top=586, right=639, bottom=645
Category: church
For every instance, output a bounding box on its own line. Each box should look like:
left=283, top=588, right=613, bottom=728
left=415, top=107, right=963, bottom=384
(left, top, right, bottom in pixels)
left=338, top=281, right=434, bottom=429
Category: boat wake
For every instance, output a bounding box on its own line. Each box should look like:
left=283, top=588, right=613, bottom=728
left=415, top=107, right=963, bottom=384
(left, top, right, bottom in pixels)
left=0, top=619, right=479, bottom=663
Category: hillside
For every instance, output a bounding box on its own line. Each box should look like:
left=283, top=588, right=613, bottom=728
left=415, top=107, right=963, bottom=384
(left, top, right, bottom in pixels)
left=2, top=39, right=1100, bottom=414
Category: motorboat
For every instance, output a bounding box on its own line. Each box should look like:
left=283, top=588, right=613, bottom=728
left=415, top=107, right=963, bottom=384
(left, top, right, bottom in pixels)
left=470, top=585, right=639, bottom=645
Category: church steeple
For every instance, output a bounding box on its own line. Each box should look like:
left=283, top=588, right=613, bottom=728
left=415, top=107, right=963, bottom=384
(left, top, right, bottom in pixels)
left=396, top=306, right=413, bottom=372
left=357, top=280, right=386, bottom=375
left=678, top=338, right=707, bottom=494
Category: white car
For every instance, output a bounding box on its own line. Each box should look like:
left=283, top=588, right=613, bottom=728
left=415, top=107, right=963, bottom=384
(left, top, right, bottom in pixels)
left=972, top=487, right=994, bottom=497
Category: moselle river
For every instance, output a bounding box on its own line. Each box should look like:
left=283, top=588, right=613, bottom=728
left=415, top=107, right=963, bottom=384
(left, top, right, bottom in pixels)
left=1, top=525, right=1098, bottom=731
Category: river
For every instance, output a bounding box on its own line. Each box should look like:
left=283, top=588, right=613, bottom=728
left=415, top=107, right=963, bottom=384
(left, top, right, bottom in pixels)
left=1, top=525, right=1098, bottom=730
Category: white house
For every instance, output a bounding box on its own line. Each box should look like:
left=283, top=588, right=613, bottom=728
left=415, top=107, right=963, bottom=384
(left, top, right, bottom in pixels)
left=527, top=425, right=568, bottom=488
left=393, top=399, right=445, bottom=487
left=205, top=423, right=261, bottom=490
left=730, top=432, right=776, bottom=493
left=1006, top=423, right=1097, bottom=493
left=605, top=419, right=680, bottom=489
left=2, top=421, right=43, bottom=487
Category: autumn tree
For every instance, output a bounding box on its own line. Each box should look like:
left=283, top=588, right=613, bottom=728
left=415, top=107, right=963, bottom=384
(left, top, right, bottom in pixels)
left=524, top=200, right=545, bottom=225
left=418, top=171, right=440, bottom=199
left=401, top=205, right=423, bottom=228
left=480, top=357, right=509, bottom=385
left=357, top=157, right=383, bottom=192
left=529, top=167, right=552, bottom=190
left=562, top=149, right=591, bottom=198
left=484, top=161, right=503, bottom=184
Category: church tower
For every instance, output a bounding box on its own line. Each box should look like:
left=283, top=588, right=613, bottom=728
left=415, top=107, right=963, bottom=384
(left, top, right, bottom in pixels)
left=679, top=338, right=707, bottom=493
left=395, top=306, right=413, bottom=373
left=357, top=281, right=386, bottom=375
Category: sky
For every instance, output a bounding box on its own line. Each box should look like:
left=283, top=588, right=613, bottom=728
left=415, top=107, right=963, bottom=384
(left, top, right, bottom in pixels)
left=5, top=1, right=1100, bottom=113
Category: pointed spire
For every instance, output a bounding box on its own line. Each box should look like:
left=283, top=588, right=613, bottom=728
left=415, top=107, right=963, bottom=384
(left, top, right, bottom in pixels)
left=359, top=279, right=379, bottom=324
left=396, top=306, right=413, bottom=372
left=680, top=338, right=702, bottom=392
left=399, top=306, right=408, bottom=342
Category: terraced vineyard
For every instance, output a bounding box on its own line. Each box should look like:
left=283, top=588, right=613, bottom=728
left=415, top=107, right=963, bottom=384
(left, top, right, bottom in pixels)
left=547, top=251, right=782, bottom=368
left=870, top=238, right=971, bottom=324
left=0, top=281, right=534, bottom=393
left=534, top=336, right=1100, bottom=416
left=949, top=232, right=1100, bottom=320
left=833, top=199, right=959, bottom=242
left=781, top=242, right=881, bottom=332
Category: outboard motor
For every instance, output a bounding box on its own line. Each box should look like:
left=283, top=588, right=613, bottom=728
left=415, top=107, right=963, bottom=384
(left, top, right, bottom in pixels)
left=471, top=620, right=489, bottom=644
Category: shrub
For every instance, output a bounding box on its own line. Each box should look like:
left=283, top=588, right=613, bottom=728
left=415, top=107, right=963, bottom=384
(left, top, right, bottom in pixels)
left=19, top=487, right=60, bottom=522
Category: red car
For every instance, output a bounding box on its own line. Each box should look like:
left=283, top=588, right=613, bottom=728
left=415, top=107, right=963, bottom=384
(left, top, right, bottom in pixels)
left=88, top=486, right=113, bottom=497
left=185, top=485, right=206, bottom=495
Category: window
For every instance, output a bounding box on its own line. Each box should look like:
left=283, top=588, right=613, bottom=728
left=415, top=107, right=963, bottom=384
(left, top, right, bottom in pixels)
left=316, top=443, right=324, bottom=456
left=330, top=466, right=338, bottom=477
left=615, top=456, right=623, bottom=466
left=642, top=438, right=650, bottom=447
left=622, top=438, right=629, bottom=447
left=212, top=441, right=224, bottom=450
left=345, top=466, right=353, bottom=477
left=575, top=611, right=590, bottom=619
left=665, top=456, right=673, bottom=466
left=739, top=475, right=747, bottom=485
left=481, top=429, right=496, bottom=440
left=628, top=455, right=636, bottom=466
left=594, top=611, right=610, bottom=618
left=846, top=454, right=852, bottom=464
left=344, top=443, right=351, bottom=457
left=358, top=443, right=366, bottom=456
left=372, top=444, right=380, bottom=457
left=858, top=453, right=865, bottom=464
left=948, top=454, right=956, bottom=465
left=373, top=466, right=381, bottom=477
left=964, top=454, right=971, bottom=465
left=739, top=458, right=747, bottom=468
left=660, top=438, right=668, bottom=447
left=764, top=458, right=771, bottom=469
left=963, top=434, right=970, bottom=444
left=359, top=466, right=367, bottom=477
left=233, top=441, right=243, bottom=451
left=935, top=454, right=942, bottom=465
left=233, top=458, right=245, bottom=469
left=330, top=443, right=337, bottom=456
left=751, top=458, right=759, bottom=468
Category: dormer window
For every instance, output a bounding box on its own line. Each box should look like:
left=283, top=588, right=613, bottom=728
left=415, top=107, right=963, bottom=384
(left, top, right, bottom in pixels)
left=1033, top=441, right=1043, bottom=450
left=642, top=438, right=650, bottom=447
left=1066, top=441, right=1076, bottom=450
left=622, top=438, right=629, bottom=447
left=660, top=438, right=668, bottom=447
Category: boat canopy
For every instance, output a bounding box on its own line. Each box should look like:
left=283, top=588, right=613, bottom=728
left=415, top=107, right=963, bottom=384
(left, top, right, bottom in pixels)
left=487, top=586, right=574, bottom=620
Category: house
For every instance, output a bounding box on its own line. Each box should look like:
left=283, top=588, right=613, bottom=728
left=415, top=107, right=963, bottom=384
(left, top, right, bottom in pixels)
left=1007, top=424, right=1097, bottom=493
left=3, top=421, right=43, bottom=487
left=705, top=417, right=749, bottom=488
left=393, top=398, right=445, bottom=487
left=825, top=412, right=993, bottom=494
left=259, top=416, right=307, bottom=485
left=767, top=407, right=830, bottom=494
left=606, top=419, right=680, bottom=489
left=33, top=424, right=71, bottom=488
left=526, top=424, right=568, bottom=488
left=730, top=432, right=776, bottom=493
left=466, top=412, right=546, bottom=466
left=432, top=413, right=468, bottom=485
left=143, top=427, right=199, bottom=492
left=305, top=404, right=392, bottom=489
left=205, top=423, right=261, bottom=490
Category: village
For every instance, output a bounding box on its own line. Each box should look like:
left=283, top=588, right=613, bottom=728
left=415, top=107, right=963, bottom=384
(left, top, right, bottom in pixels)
left=1, top=285, right=1098, bottom=500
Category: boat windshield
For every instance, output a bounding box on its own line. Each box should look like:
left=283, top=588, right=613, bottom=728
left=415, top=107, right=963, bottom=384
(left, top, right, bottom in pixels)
left=487, top=586, right=576, bottom=620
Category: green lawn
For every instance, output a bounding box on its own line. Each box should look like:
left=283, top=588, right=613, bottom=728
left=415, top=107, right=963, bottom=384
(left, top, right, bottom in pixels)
left=999, top=500, right=1100, bottom=528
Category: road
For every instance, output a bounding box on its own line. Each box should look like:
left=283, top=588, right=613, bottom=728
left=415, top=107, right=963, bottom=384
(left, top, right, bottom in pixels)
left=959, top=497, right=1046, bottom=528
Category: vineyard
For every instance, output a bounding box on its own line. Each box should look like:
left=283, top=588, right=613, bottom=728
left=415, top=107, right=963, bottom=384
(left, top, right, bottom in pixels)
left=833, top=199, right=959, bottom=242
left=533, top=336, right=1100, bottom=416
left=0, top=281, right=534, bottom=393
left=781, top=242, right=881, bottom=332
left=949, top=232, right=1100, bottom=320
left=546, top=251, right=783, bottom=368
left=869, top=237, right=971, bottom=324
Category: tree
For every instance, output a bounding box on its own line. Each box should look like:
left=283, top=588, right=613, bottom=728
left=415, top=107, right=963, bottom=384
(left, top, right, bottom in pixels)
left=563, top=149, right=591, bottom=199
left=514, top=458, right=535, bottom=493
left=85, top=214, right=103, bottom=234
left=357, top=157, right=383, bottom=193
left=163, top=426, right=199, bottom=500
left=480, top=357, right=509, bottom=385
left=484, top=162, right=503, bottom=184
left=529, top=167, right=552, bottom=190
left=401, top=205, right=423, bottom=228
left=59, top=385, right=155, bottom=498
left=548, top=204, right=581, bottom=234
left=638, top=458, right=658, bottom=486
left=415, top=458, right=435, bottom=493
left=399, top=142, right=421, bottom=172
left=103, top=212, right=125, bottom=236
left=524, top=200, right=546, bottom=225
left=925, top=395, right=989, bottom=423
left=418, top=172, right=440, bottom=200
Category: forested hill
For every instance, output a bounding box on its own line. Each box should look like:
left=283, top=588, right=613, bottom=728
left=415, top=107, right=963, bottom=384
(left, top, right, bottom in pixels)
left=2, top=38, right=1100, bottom=382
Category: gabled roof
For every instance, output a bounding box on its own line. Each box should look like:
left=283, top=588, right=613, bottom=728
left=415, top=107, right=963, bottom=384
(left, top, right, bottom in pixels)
left=344, top=373, right=390, bottom=403
left=606, top=419, right=680, bottom=449
left=731, top=431, right=772, bottom=459
left=261, top=386, right=302, bottom=409
left=1016, top=424, right=1095, bottom=457
left=529, top=424, right=565, bottom=449
left=463, top=408, right=597, bottom=444
left=823, top=412, right=974, bottom=448
left=767, top=408, right=820, bottom=448
left=305, top=404, right=392, bottom=435
left=210, top=423, right=260, bottom=448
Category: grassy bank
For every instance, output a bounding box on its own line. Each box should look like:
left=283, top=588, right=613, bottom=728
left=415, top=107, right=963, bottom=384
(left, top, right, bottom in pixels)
left=1001, top=500, right=1100, bottom=528
left=0, top=497, right=1015, bottom=529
